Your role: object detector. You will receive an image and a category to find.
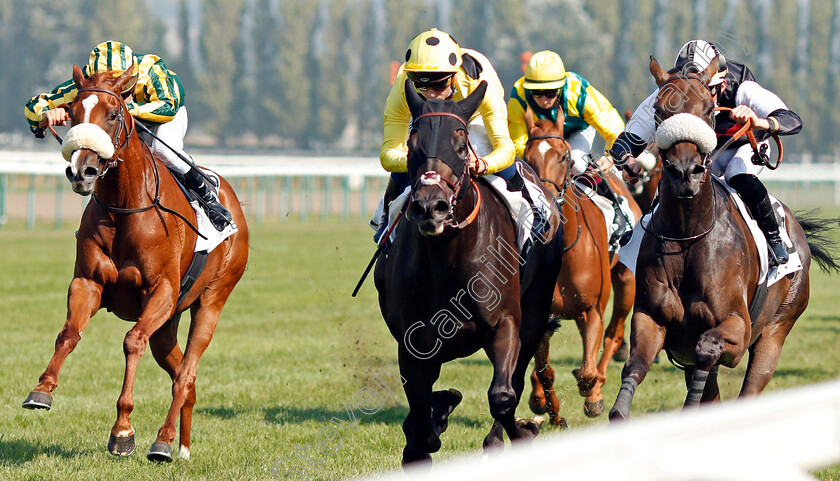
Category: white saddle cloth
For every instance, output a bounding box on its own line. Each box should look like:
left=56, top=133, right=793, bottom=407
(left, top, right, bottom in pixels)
left=618, top=176, right=801, bottom=287
left=190, top=170, right=238, bottom=253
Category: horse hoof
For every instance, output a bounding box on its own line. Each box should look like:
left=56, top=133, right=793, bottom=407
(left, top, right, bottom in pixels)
left=107, top=433, right=135, bottom=457
left=515, top=417, right=542, bottom=438
left=612, top=341, right=629, bottom=362
left=584, top=399, right=605, bottom=418
left=431, top=388, right=462, bottom=435
left=147, top=441, right=173, bottom=462
left=550, top=415, right=569, bottom=429
left=528, top=394, right=547, bottom=414
left=401, top=448, right=431, bottom=468
left=22, top=391, right=53, bottom=410
left=608, top=407, right=628, bottom=423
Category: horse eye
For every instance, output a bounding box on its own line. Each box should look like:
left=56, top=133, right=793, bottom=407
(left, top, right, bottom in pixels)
left=109, top=111, right=118, bottom=121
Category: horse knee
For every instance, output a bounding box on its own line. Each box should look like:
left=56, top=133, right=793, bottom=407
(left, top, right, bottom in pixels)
left=695, top=331, right=724, bottom=368
left=55, top=327, right=82, bottom=351
left=488, top=387, right=516, bottom=419
left=123, top=330, right=148, bottom=357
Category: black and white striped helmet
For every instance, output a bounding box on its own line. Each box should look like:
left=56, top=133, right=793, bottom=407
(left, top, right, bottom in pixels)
left=674, top=40, right=727, bottom=86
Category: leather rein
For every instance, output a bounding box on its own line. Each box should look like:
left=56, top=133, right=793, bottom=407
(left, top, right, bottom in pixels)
left=410, top=111, right=481, bottom=229
left=54, top=87, right=205, bottom=237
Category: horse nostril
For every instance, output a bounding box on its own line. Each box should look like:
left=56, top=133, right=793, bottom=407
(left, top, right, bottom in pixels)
left=83, top=166, right=98, bottom=178
left=410, top=201, right=426, bottom=218
left=433, top=200, right=450, bottom=215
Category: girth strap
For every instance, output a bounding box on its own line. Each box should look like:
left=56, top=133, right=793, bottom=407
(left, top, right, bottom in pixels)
left=177, top=250, right=209, bottom=307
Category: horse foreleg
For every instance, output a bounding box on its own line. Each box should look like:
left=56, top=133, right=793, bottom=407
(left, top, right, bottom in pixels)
left=574, top=306, right=604, bottom=416
left=398, top=347, right=441, bottom=467
left=23, top=278, right=102, bottom=410
left=110, top=282, right=176, bottom=457
left=150, top=300, right=225, bottom=462
left=529, top=332, right=564, bottom=425
left=147, top=312, right=187, bottom=461
left=602, top=263, right=634, bottom=366
left=684, top=315, right=747, bottom=408
left=484, top=314, right=530, bottom=446
left=609, top=311, right=664, bottom=422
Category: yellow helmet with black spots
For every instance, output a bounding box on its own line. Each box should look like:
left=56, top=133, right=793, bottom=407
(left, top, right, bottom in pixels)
left=403, top=28, right=462, bottom=85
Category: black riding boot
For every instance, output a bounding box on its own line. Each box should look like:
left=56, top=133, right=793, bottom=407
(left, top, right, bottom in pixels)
left=595, top=178, right=630, bottom=246
left=751, top=195, right=789, bottom=266
left=373, top=177, right=404, bottom=244
left=729, top=174, right=789, bottom=266
left=184, top=167, right=232, bottom=231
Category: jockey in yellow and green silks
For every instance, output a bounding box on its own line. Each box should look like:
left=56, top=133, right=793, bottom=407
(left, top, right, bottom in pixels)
left=507, top=50, right=625, bottom=175
left=25, top=41, right=231, bottom=230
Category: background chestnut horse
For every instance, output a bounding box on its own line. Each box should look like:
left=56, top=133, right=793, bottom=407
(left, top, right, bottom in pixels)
left=374, top=80, right=563, bottom=466
left=521, top=108, right=640, bottom=422
left=21, top=66, right=249, bottom=462
left=610, top=57, right=839, bottom=420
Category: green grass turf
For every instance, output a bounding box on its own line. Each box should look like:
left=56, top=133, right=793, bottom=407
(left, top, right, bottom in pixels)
left=1, top=218, right=839, bottom=480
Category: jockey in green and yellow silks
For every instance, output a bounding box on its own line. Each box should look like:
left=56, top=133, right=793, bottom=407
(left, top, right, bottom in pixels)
left=25, top=41, right=231, bottom=230
left=507, top=50, right=625, bottom=174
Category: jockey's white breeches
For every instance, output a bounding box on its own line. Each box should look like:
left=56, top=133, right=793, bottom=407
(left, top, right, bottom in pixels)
left=568, top=126, right=597, bottom=175
left=712, top=139, right=768, bottom=182
left=138, top=106, right=191, bottom=174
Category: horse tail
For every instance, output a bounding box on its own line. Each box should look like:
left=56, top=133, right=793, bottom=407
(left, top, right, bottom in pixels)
left=546, top=316, right=563, bottom=334
left=795, top=210, right=840, bottom=273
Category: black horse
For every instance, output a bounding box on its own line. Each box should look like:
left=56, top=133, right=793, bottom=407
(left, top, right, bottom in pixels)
left=374, top=79, right=563, bottom=466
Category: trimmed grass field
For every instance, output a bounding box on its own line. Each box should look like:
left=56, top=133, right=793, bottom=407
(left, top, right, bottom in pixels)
left=1, top=219, right=839, bottom=480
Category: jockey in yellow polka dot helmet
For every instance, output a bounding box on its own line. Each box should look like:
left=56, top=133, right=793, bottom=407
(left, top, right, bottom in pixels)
left=373, top=28, right=552, bottom=245
left=25, top=41, right=233, bottom=231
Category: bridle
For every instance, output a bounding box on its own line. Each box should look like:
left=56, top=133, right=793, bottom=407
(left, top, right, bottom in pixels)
left=68, top=87, right=205, bottom=237
left=645, top=75, right=719, bottom=242
left=408, top=111, right=481, bottom=230
left=525, top=132, right=579, bottom=250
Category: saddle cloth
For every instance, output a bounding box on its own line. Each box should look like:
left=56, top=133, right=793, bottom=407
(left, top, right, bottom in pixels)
left=573, top=180, right=637, bottom=253
left=384, top=168, right=552, bottom=251
left=189, top=169, right=238, bottom=253
left=618, top=176, right=801, bottom=287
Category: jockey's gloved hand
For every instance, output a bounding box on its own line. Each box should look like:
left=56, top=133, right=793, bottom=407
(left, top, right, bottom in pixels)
left=31, top=126, right=45, bottom=139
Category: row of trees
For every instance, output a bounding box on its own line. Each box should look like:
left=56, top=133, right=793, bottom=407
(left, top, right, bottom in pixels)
left=2, top=0, right=839, bottom=155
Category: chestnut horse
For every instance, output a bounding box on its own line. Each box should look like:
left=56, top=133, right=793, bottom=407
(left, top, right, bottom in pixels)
left=609, top=57, right=838, bottom=420
left=521, top=108, right=639, bottom=422
left=374, top=80, right=563, bottom=466
left=22, top=66, right=249, bottom=461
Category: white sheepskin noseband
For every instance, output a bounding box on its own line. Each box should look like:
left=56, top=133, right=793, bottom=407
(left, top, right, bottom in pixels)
left=655, top=113, right=717, bottom=155
left=61, top=123, right=115, bottom=161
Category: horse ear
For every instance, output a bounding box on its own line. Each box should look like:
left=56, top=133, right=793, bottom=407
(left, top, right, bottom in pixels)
left=72, top=65, right=85, bottom=88
left=114, top=63, right=135, bottom=93
left=458, top=80, right=487, bottom=120
left=649, top=56, right=669, bottom=88
left=554, top=104, right=565, bottom=135
left=524, top=105, right=536, bottom=133
left=404, top=78, right=425, bottom=119
left=699, top=57, right=720, bottom=87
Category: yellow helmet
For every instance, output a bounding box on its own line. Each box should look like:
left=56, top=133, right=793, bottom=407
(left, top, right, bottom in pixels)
left=403, top=28, right=462, bottom=84
left=523, top=50, right=566, bottom=90
left=88, top=41, right=139, bottom=94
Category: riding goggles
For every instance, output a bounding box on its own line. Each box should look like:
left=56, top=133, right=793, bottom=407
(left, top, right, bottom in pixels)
left=530, top=89, right=560, bottom=99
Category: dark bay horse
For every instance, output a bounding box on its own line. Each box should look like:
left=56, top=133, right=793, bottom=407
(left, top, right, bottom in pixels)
left=521, top=108, right=639, bottom=422
left=609, top=57, right=838, bottom=420
left=22, top=65, right=249, bottom=461
left=374, top=80, right=563, bottom=466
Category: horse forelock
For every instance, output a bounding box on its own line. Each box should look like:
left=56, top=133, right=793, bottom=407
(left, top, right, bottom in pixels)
left=409, top=101, right=469, bottom=179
